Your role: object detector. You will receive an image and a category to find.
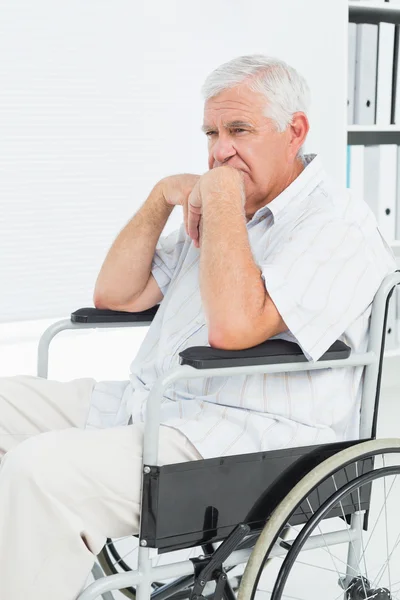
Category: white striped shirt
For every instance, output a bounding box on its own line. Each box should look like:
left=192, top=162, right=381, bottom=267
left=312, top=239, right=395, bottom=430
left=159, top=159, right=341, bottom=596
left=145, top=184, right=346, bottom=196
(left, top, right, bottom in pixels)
left=105, top=154, right=396, bottom=458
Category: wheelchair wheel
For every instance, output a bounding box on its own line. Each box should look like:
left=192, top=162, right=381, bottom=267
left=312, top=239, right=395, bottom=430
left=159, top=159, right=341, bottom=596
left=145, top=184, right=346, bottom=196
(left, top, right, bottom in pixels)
left=238, top=438, right=400, bottom=600
left=97, top=539, right=137, bottom=599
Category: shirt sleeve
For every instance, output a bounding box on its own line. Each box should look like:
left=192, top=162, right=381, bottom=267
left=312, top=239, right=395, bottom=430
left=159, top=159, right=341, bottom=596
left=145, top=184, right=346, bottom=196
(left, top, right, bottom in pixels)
left=151, top=222, right=188, bottom=296
left=260, top=217, right=389, bottom=361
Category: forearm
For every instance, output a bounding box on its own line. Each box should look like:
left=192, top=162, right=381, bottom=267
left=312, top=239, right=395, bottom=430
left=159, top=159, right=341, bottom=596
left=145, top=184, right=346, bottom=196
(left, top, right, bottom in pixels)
left=93, top=183, right=174, bottom=308
left=200, top=189, right=266, bottom=346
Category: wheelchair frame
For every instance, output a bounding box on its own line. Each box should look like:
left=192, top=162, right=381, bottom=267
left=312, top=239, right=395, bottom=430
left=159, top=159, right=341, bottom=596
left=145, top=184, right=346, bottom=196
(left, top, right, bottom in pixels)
left=35, top=271, right=400, bottom=600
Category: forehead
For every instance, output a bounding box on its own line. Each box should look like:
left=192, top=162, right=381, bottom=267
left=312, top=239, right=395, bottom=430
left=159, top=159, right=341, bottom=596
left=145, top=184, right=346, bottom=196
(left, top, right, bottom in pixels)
left=203, top=84, right=267, bottom=126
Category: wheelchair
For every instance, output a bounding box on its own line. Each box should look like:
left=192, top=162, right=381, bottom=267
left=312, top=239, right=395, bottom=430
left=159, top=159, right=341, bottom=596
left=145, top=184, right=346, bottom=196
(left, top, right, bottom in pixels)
left=36, top=270, right=400, bottom=600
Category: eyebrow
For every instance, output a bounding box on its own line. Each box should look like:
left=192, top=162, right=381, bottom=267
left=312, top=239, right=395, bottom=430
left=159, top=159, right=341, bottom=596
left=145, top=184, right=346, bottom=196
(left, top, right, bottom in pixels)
left=201, top=120, right=254, bottom=133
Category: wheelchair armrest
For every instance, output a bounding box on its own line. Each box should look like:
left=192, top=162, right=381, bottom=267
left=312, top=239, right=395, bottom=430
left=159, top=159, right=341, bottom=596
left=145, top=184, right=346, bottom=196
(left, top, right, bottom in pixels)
left=179, top=339, right=351, bottom=369
left=70, top=305, right=159, bottom=324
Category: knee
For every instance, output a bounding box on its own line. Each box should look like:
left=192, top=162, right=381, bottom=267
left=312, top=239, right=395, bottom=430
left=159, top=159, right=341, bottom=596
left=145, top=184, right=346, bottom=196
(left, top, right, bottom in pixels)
left=0, top=429, right=79, bottom=495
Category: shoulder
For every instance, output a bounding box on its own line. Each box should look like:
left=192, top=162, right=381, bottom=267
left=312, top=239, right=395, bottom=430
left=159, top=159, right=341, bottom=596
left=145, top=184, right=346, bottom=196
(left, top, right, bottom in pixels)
left=279, top=187, right=362, bottom=245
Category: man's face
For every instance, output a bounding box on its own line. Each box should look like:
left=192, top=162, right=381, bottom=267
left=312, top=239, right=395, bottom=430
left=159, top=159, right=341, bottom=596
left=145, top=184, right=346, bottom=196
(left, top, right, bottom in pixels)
left=202, top=83, right=294, bottom=216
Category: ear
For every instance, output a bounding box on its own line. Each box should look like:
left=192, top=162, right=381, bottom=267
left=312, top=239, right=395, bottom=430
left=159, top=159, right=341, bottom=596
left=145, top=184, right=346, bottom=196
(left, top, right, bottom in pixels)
left=288, top=112, right=309, bottom=161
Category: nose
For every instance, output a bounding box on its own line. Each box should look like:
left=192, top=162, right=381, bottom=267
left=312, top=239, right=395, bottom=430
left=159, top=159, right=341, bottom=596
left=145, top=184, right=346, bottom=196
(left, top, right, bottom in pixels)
left=211, top=135, right=236, bottom=167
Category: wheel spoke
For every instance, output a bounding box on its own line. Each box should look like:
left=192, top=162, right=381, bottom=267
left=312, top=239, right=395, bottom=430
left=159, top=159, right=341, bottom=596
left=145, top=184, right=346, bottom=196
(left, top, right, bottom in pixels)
left=305, top=497, right=343, bottom=581
left=354, top=462, right=369, bottom=587
left=104, top=542, right=138, bottom=569
left=383, top=457, right=392, bottom=591
left=332, top=473, right=368, bottom=593
left=284, top=523, right=357, bottom=575
left=273, top=554, right=347, bottom=577
left=370, top=530, right=400, bottom=590
left=391, top=583, right=400, bottom=600
left=350, top=478, right=398, bottom=591
left=263, top=591, right=308, bottom=600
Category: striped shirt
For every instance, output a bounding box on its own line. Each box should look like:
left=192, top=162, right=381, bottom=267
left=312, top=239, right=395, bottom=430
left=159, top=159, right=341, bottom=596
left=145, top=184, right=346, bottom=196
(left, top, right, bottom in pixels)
left=100, top=154, right=396, bottom=458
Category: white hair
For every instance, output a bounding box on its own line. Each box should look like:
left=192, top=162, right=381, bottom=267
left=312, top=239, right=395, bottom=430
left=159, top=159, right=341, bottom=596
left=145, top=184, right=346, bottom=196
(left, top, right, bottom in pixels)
left=201, top=54, right=311, bottom=159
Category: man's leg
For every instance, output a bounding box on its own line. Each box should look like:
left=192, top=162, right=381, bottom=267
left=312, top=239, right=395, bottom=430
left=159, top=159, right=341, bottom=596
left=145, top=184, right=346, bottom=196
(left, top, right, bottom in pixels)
left=0, top=375, right=97, bottom=455
left=0, top=421, right=201, bottom=600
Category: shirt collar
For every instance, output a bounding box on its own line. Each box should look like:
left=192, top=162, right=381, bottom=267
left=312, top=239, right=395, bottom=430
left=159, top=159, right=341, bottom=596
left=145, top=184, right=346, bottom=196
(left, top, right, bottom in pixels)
left=250, top=153, right=325, bottom=222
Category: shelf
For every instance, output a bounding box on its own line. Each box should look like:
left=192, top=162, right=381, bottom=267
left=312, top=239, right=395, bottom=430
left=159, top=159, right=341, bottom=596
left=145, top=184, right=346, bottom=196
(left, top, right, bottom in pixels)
left=348, top=125, right=400, bottom=144
left=349, top=1, right=400, bottom=24
left=348, top=125, right=400, bottom=132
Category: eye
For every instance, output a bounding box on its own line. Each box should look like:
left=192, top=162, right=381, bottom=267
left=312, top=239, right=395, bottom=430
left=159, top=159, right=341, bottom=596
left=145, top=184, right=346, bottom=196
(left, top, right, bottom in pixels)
left=232, top=128, right=246, bottom=134
left=205, top=131, right=217, bottom=137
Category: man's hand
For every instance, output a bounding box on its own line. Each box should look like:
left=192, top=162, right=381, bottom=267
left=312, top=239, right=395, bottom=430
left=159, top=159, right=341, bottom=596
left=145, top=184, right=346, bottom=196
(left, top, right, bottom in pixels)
left=159, top=173, right=200, bottom=235
left=160, top=168, right=244, bottom=248
left=187, top=166, right=245, bottom=248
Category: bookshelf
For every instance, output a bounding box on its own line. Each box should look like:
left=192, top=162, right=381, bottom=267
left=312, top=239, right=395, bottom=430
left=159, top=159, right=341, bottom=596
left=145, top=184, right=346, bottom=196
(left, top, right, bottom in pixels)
left=347, top=2, right=400, bottom=143
left=349, top=1, right=400, bottom=24
left=347, top=1, right=400, bottom=228
left=348, top=2, right=400, bottom=357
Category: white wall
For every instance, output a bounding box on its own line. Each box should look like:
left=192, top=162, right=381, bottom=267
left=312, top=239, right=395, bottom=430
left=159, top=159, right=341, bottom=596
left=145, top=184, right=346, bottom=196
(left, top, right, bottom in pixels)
left=0, top=0, right=347, bottom=324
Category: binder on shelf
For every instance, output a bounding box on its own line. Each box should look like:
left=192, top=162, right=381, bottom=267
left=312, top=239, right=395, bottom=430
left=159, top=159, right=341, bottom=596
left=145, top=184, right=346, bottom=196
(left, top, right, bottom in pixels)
left=348, top=23, right=357, bottom=125
left=397, top=287, right=400, bottom=349
left=393, top=26, right=400, bottom=124
left=354, top=24, right=379, bottom=125
left=395, top=144, right=400, bottom=239
left=376, top=22, right=395, bottom=125
left=347, top=145, right=365, bottom=203
left=364, top=145, right=397, bottom=243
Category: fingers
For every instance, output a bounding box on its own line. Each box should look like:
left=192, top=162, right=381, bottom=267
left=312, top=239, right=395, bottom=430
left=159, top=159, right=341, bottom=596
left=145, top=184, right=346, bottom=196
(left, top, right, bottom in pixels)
left=183, top=199, right=188, bottom=235
left=183, top=197, right=200, bottom=246
left=188, top=209, right=201, bottom=246
left=188, top=180, right=202, bottom=209
left=187, top=182, right=202, bottom=246
left=192, top=217, right=202, bottom=248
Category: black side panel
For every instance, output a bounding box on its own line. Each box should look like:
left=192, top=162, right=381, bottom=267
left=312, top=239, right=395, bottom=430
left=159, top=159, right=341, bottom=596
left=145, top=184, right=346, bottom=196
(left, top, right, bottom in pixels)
left=140, top=439, right=371, bottom=552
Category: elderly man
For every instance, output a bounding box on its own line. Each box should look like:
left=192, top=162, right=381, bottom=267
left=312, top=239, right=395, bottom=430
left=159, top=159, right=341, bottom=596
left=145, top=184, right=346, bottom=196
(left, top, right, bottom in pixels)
left=0, top=54, right=396, bottom=598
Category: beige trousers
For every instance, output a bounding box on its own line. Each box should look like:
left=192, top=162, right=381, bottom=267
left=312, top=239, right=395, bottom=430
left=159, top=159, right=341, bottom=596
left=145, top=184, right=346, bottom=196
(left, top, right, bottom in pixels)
left=0, top=375, right=201, bottom=600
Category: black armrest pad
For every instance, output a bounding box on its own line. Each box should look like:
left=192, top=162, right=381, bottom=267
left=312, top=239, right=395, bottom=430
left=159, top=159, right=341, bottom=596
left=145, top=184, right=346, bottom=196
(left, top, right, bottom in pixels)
left=179, top=339, right=351, bottom=369
left=71, top=305, right=159, bottom=324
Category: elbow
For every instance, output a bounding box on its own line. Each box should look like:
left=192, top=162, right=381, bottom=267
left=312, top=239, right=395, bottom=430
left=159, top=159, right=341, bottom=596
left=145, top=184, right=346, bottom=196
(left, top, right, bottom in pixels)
left=208, top=328, right=249, bottom=351
left=209, top=338, right=240, bottom=351
left=93, top=294, right=109, bottom=310
left=208, top=321, right=278, bottom=351
left=93, top=282, right=106, bottom=308
left=93, top=289, right=101, bottom=308
left=93, top=290, right=117, bottom=311
left=93, top=285, right=122, bottom=311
